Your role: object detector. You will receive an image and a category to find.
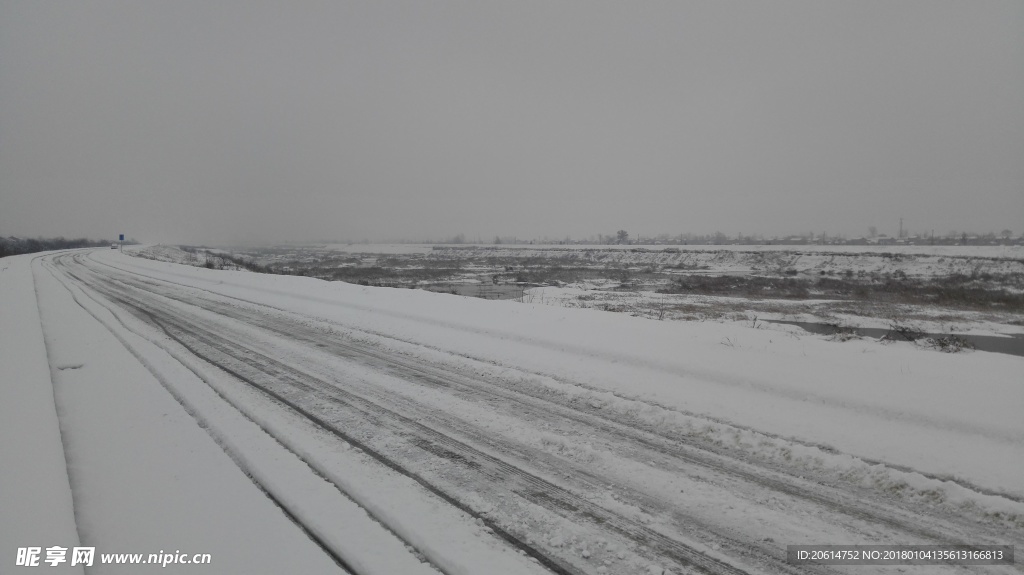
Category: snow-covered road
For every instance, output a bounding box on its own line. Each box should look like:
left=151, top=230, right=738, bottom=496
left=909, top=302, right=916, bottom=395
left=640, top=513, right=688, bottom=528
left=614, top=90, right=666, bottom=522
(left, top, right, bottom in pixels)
left=3, top=249, right=1022, bottom=574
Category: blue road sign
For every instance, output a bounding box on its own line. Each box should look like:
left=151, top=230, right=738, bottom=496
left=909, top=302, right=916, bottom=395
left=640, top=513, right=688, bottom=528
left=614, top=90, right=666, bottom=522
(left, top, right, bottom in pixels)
left=119, top=234, right=124, bottom=241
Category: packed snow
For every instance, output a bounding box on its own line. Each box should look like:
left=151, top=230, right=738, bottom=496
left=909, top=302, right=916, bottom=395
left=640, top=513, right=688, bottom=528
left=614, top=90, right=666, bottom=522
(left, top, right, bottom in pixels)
left=3, top=247, right=1021, bottom=574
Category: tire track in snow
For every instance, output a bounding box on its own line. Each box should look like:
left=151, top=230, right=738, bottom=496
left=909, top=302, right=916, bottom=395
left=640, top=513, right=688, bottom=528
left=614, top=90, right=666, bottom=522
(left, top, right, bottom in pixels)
left=147, top=310, right=753, bottom=575
left=81, top=250, right=1010, bottom=445
left=27, top=253, right=87, bottom=559
left=83, top=250, right=1024, bottom=497
left=41, top=256, right=363, bottom=575
left=59, top=255, right=755, bottom=575
left=59, top=251, right=1021, bottom=574
left=50, top=254, right=564, bottom=575
left=69, top=253, right=1012, bottom=549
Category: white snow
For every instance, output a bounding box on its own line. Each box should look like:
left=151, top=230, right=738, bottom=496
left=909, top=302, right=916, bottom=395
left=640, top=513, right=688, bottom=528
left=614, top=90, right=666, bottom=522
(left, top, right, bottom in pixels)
left=4, top=247, right=1022, bottom=572
left=0, top=253, right=81, bottom=572
left=40, top=261, right=443, bottom=575
left=19, top=254, right=348, bottom=573
left=101, top=248, right=1023, bottom=498
left=315, top=242, right=1024, bottom=259
left=4, top=250, right=553, bottom=574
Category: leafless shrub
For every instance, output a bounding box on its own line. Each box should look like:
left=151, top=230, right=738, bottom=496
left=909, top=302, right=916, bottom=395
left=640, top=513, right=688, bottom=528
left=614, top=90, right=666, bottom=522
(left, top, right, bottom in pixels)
left=924, top=335, right=974, bottom=353
left=884, top=321, right=924, bottom=342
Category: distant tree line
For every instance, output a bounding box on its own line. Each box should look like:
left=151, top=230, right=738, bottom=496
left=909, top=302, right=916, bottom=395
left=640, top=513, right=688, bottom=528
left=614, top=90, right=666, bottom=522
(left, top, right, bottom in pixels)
left=0, top=236, right=116, bottom=258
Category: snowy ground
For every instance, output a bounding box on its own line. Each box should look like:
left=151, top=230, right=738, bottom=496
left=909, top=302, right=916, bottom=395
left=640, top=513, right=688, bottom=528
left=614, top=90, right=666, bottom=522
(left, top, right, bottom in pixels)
left=139, top=242, right=1024, bottom=340
left=3, top=248, right=1022, bottom=574
left=518, top=285, right=1024, bottom=339
left=318, top=243, right=1024, bottom=259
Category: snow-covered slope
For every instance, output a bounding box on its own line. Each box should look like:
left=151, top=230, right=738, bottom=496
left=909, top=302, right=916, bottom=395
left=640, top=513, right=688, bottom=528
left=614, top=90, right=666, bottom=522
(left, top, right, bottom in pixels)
left=105, top=248, right=1023, bottom=495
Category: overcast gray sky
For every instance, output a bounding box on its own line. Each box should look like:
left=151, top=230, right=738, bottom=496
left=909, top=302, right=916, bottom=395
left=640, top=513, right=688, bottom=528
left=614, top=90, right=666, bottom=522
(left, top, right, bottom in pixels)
left=2, top=1, right=1021, bottom=244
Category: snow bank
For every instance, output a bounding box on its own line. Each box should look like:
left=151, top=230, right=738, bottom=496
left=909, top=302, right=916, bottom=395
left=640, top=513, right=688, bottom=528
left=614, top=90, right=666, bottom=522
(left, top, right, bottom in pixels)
left=0, top=253, right=81, bottom=571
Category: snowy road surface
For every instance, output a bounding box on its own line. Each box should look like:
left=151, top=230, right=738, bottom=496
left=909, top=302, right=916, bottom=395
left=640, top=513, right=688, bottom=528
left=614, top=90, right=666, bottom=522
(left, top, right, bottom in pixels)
left=2, top=249, right=1021, bottom=574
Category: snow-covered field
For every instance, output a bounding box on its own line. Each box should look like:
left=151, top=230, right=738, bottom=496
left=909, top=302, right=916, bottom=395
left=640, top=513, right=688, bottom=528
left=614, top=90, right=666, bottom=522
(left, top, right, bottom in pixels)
left=320, top=243, right=1024, bottom=259
left=289, top=243, right=1024, bottom=283
left=3, top=248, right=1021, bottom=574
left=517, top=286, right=1024, bottom=339
left=147, top=242, right=1024, bottom=340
